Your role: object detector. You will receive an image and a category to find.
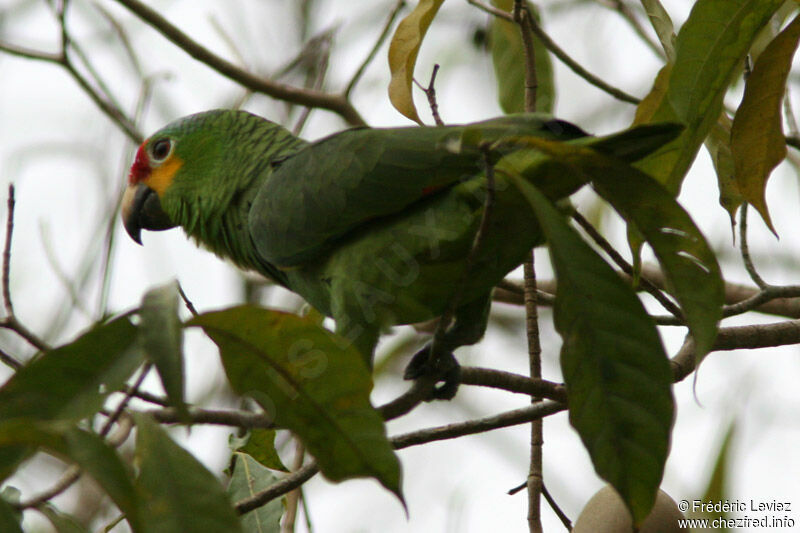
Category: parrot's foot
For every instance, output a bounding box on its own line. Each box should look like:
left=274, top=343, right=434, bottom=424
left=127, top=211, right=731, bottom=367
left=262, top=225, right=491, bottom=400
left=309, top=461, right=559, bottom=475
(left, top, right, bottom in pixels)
left=403, top=345, right=461, bottom=401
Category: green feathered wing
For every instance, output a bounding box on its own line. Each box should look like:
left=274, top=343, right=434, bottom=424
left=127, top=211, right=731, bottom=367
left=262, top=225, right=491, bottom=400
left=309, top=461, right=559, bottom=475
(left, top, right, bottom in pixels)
left=248, top=115, right=588, bottom=268
left=243, top=114, right=681, bottom=359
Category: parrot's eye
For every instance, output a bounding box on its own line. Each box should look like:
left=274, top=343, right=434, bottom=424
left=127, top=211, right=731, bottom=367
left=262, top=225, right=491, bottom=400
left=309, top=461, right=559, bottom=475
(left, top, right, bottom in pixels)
left=149, top=138, right=173, bottom=163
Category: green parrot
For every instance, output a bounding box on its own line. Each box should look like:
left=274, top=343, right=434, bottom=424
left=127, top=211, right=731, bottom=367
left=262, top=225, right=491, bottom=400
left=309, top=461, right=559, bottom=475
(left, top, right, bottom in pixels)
left=122, top=110, right=678, bottom=398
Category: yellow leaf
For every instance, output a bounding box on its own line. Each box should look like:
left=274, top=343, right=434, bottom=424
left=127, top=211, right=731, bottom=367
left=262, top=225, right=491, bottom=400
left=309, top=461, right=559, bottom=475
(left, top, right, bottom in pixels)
left=633, top=63, right=672, bottom=125
left=731, top=14, right=800, bottom=235
left=387, top=0, right=445, bottom=124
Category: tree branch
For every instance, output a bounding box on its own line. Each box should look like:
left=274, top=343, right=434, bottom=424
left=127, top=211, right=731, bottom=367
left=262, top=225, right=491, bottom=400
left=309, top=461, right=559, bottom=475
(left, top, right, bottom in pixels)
left=344, top=0, right=406, bottom=98
left=236, top=400, right=566, bottom=514
left=497, top=263, right=800, bottom=320
left=0, top=185, right=50, bottom=354
left=671, top=319, right=800, bottom=382
left=111, top=0, right=366, bottom=126
left=467, top=0, right=640, bottom=104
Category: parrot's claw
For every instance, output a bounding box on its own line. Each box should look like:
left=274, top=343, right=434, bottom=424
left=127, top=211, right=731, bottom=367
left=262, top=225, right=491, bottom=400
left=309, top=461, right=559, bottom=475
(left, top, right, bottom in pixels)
left=403, top=345, right=461, bottom=401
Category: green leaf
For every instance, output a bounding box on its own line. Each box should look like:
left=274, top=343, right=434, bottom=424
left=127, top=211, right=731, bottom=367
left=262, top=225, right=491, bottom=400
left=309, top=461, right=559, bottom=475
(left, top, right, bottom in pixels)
left=640, top=0, right=676, bottom=61
left=0, top=420, right=141, bottom=531
left=587, top=154, right=723, bottom=361
left=139, top=281, right=187, bottom=419
left=489, top=1, right=554, bottom=113
left=633, top=64, right=672, bottom=126
left=0, top=495, right=22, bottom=533
left=228, top=452, right=283, bottom=533
left=635, top=0, right=784, bottom=194
left=387, top=0, right=445, bottom=124
left=508, top=176, right=674, bottom=526
left=705, top=113, right=742, bottom=225
left=230, top=429, right=288, bottom=473
left=0, top=316, right=140, bottom=421
left=731, top=13, right=800, bottom=233
left=700, top=421, right=736, bottom=523
left=188, top=306, right=403, bottom=502
left=0, top=316, right=141, bottom=480
left=133, top=413, right=243, bottom=533
left=40, top=504, right=89, bottom=533
left=489, top=127, right=721, bottom=360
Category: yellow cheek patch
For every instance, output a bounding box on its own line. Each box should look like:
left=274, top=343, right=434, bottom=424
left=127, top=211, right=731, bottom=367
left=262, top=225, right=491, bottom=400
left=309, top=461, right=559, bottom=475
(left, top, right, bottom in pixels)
left=148, top=155, right=184, bottom=196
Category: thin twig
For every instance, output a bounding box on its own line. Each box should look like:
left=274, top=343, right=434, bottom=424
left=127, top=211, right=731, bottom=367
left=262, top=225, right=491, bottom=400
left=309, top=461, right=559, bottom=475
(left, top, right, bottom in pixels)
left=125, top=387, right=170, bottom=406
left=570, top=210, right=685, bottom=320
left=236, top=401, right=567, bottom=514
left=111, top=0, right=366, bottom=126
left=391, top=401, right=565, bottom=449
left=460, top=367, right=566, bottom=403
left=149, top=406, right=275, bottom=428
left=2, top=184, right=15, bottom=317
left=16, top=364, right=150, bottom=511
left=601, top=0, right=664, bottom=59
left=514, top=2, right=538, bottom=112
left=542, top=483, right=572, bottom=531
left=177, top=282, right=199, bottom=317
left=147, top=366, right=567, bottom=426
left=344, top=0, right=406, bottom=98
left=0, top=185, right=50, bottom=352
left=281, top=440, right=306, bottom=533
left=101, top=362, right=152, bottom=436
left=671, top=318, right=800, bottom=383
left=0, top=22, right=141, bottom=143
left=18, top=415, right=134, bottom=510
left=414, top=64, right=444, bottom=126
left=523, top=253, right=544, bottom=533
left=514, top=1, right=543, bottom=528
left=720, top=285, right=800, bottom=318
left=0, top=347, right=21, bottom=371
left=739, top=204, right=769, bottom=289
left=467, top=0, right=640, bottom=104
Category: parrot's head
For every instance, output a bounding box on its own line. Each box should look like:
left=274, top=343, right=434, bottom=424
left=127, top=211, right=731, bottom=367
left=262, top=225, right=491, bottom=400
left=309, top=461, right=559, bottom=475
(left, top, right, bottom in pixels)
left=121, top=109, right=291, bottom=245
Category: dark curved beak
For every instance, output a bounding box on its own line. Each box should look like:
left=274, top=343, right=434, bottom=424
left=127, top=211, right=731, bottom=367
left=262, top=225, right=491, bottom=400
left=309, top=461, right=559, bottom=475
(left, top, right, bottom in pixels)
left=121, top=183, right=176, bottom=245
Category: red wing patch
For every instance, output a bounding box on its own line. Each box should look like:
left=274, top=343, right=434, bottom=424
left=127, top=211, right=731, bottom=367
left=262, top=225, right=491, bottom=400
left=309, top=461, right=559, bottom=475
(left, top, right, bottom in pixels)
left=421, top=185, right=444, bottom=196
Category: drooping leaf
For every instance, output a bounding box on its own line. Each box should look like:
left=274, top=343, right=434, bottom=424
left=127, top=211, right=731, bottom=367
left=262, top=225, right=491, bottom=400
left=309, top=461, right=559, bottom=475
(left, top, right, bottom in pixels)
left=731, top=13, right=800, bottom=233
left=0, top=316, right=142, bottom=480
left=139, top=281, right=187, bottom=419
left=133, top=413, right=243, bottom=533
left=62, top=428, right=141, bottom=531
left=0, top=316, right=140, bottom=421
left=388, top=0, right=445, bottom=124
left=228, top=452, right=283, bottom=533
left=491, top=128, right=721, bottom=360
left=0, top=495, right=22, bottom=533
left=635, top=0, right=784, bottom=195
left=700, top=421, right=736, bottom=517
left=587, top=154, right=723, bottom=361
left=509, top=176, right=674, bottom=525
left=705, top=113, right=742, bottom=226
left=229, top=429, right=288, bottom=473
left=0, top=420, right=141, bottom=531
left=39, top=504, right=89, bottom=533
left=640, top=0, right=676, bottom=61
left=489, top=0, right=554, bottom=113
left=188, top=306, right=403, bottom=502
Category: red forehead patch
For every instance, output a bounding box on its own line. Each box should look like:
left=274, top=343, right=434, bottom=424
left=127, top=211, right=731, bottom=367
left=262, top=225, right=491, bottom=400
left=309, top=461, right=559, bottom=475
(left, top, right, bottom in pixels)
left=128, top=142, right=150, bottom=185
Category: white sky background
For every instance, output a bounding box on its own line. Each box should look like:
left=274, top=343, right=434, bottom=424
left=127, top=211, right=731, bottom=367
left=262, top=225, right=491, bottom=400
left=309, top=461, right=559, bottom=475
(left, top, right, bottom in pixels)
left=1, top=0, right=799, bottom=531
